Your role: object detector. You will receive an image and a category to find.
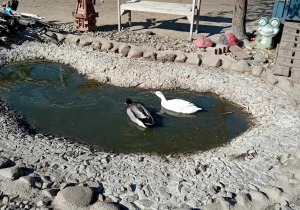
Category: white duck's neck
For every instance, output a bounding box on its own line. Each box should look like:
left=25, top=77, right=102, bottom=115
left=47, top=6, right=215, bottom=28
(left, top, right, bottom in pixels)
left=158, top=94, right=167, bottom=102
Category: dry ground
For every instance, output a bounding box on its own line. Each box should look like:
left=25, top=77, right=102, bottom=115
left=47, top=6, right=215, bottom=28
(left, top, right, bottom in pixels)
left=17, top=0, right=274, bottom=40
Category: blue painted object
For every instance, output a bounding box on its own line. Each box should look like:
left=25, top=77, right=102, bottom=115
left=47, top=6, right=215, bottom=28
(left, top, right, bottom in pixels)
left=5, top=7, right=12, bottom=14
left=272, top=0, right=300, bottom=21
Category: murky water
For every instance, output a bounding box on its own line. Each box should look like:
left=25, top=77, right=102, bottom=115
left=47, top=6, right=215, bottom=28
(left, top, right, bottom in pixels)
left=0, top=61, right=251, bottom=154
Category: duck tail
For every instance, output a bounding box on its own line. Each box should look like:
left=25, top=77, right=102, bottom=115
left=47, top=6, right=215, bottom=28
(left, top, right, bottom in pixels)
left=141, top=117, right=154, bottom=126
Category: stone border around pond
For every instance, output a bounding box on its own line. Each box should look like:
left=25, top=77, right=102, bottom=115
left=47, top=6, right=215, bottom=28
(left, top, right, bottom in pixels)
left=42, top=32, right=300, bottom=109
left=0, top=41, right=299, bottom=209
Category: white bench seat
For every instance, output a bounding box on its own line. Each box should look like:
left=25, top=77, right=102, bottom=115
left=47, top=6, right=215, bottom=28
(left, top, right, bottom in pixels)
left=121, top=1, right=193, bottom=16
left=118, top=0, right=201, bottom=40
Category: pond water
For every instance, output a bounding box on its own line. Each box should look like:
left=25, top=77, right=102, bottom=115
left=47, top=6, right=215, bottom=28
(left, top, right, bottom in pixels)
left=0, top=61, right=251, bottom=154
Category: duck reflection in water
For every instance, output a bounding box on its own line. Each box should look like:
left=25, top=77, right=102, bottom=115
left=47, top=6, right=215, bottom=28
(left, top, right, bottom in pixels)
left=157, top=107, right=198, bottom=118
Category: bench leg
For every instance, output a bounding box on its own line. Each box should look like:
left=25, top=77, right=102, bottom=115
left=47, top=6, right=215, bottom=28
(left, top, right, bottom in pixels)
left=195, top=0, right=201, bottom=34
left=118, top=0, right=121, bottom=31
left=189, top=0, right=196, bottom=41
left=128, top=11, right=131, bottom=28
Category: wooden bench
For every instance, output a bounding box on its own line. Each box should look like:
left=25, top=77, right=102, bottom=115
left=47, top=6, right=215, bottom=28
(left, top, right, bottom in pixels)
left=117, top=0, right=201, bottom=41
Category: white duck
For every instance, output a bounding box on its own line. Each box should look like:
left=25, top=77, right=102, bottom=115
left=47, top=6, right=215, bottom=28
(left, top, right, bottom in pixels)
left=125, top=98, right=154, bottom=128
left=154, top=91, right=202, bottom=114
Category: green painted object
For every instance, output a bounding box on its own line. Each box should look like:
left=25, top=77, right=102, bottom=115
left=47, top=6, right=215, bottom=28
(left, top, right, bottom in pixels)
left=255, top=17, right=281, bottom=49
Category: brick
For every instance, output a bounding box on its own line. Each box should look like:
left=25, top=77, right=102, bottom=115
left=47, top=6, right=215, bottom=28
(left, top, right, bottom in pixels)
left=174, top=53, right=187, bottom=63
left=285, top=27, right=298, bottom=34
left=277, top=57, right=294, bottom=67
left=283, top=34, right=297, bottom=40
left=273, top=65, right=290, bottom=77
left=185, top=53, right=201, bottom=66
left=266, top=73, right=278, bottom=85
left=143, top=51, right=156, bottom=61
left=221, top=55, right=237, bottom=69
left=216, top=44, right=229, bottom=53
left=280, top=42, right=295, bottom=49
left=278, top=49, right=293, bottom=57
left=293, top=59, right=300, bottom=66
left=291, top=69, right=300, bottom=83
left=207, top=45, right=229, bottom=55
left=202, top=56, right=222, bottom=68
left=295, top=51, right=300, bottom=57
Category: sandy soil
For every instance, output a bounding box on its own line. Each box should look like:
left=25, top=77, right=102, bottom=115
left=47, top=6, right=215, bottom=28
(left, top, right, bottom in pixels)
left=16, top=0, right=275, bottom=41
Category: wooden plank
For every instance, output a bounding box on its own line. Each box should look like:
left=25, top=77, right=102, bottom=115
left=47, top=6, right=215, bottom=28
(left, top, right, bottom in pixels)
left=229, top=45, right=253, bottom=60
left=120, top=5, right=192, bottom=16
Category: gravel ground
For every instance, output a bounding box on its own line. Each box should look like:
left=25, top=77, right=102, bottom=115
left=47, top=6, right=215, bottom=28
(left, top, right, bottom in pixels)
left=0, top=40, right=299, bottom=209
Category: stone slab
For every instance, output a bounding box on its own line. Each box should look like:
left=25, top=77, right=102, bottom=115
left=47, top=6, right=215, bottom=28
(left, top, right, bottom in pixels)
left=229, top=45, right=253, bottom=60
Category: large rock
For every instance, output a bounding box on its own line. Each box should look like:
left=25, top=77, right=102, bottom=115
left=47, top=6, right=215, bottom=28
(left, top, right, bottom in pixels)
left=79, top=36, right=94, bottom=47
left=156, top=51, right=177, bottom=62
left=53, top=186, right=94, bottom=210
left=259, top=186, right=283, bottom=201
left=253, top=53, right=267, bottom=63
left=108, top=42, right=120, bottom=53
left=42, top=31, right=58, bottom=43
left=128, top=47, right=143, bottom=58
left=65, top=35, right=80, bottom=45
left=249, top=190, right=268, bottom=202
left=235, top=193, right=251, bottom=206
left=134, top=199, right=154, bottom=209
left=91, top=41, right=102, bottom=50
left=101, top=41, right=113, bottom=52
left=17, top=176, right=35, bottom=187
left=202, top=56, right=222, bottom=68
left=0, top=166, right=23, bottom=180
left=42, top=188, right=59, bottom=198
left=88, top=201, right=120, bottom=210
left=0, top=157, right=9, bottom=169
left=143, top=51, right=156, bottom=61
left=119, top=44, right=131, bottom=56
left=55, top=33, right=66, bottom=42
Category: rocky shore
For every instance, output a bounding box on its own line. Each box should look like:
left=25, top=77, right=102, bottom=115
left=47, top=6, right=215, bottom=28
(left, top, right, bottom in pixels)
left=0, top=35, right=299, bottom=209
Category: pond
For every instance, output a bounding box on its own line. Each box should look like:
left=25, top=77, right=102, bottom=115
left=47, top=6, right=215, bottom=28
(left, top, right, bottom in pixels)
left=0, top=61, right=251, bottom=154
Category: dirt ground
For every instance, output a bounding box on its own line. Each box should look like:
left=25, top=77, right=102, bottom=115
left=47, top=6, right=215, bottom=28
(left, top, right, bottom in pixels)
left=17, top=0, right=274, bottom=41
